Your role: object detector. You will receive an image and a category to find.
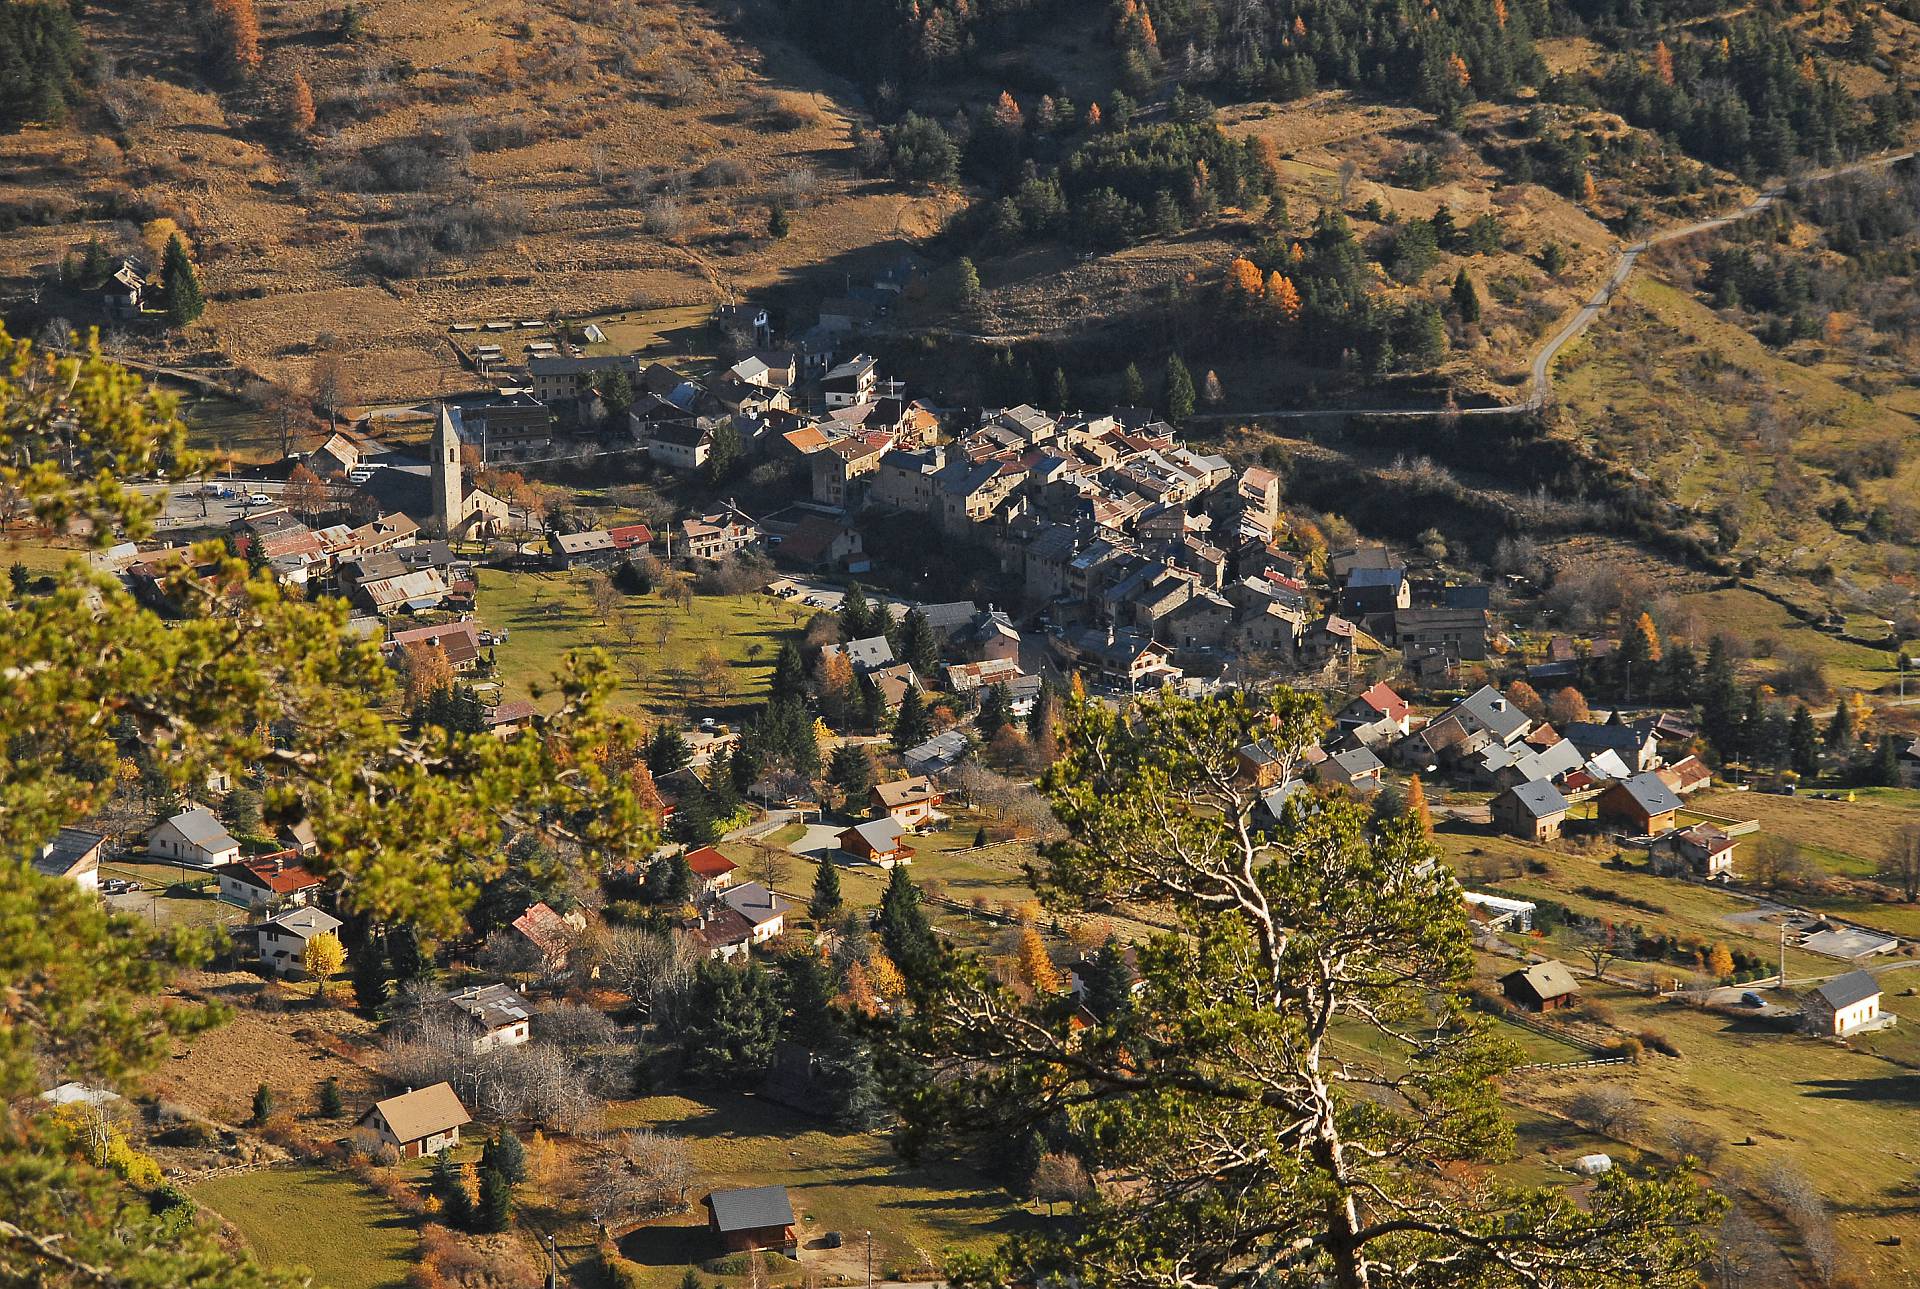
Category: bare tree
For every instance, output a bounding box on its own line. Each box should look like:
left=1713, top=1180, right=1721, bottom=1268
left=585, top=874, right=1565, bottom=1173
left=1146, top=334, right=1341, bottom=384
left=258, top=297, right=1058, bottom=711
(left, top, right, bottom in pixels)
left=1564, top=1085, right=1645, bottom=1139
left=1748, top=837, right=1808, bottom=891
left=1880, top=823, right=1920, bottom=902
left=601, top=925, right=697, bottom=1017
left=1575, top=922, right=1622, bottom=980
left=748, top=842, right=789, bottom=892
left=586, top=1129, right=694, bottom=1225
left=1031, top=1152, right=1091, bottom=1216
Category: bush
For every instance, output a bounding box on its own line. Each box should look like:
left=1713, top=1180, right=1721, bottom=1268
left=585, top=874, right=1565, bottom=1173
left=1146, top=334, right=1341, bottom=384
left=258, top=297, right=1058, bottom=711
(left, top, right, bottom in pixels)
left=1565, top=1084, right=1645, bottom=1138
left=1637, top=1029, right=1681, bottom=1058
left=1600, top=1036, right=1645, bottom=1063
left=695, top=157, right=750, bottom=188
left=642, top=196, right=686, bottom=238
left=751, top=91, right=822, bottom=131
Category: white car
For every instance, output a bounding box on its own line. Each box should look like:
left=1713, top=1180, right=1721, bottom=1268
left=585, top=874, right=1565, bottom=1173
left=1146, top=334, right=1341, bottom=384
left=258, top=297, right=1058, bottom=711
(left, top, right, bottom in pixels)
left=247, top=492, right=271, bottom=506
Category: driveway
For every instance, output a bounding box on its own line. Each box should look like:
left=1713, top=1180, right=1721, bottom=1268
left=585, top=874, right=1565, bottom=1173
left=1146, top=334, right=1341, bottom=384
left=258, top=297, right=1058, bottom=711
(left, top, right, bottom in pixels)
left=788, top=823, right=845, bottom=858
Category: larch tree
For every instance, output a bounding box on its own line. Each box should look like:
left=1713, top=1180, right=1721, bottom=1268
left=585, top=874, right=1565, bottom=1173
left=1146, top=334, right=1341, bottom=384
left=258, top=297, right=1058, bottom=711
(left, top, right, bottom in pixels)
left=1267, top=271, right=1302, bottom=323
left=880, top=690, right=1720, bottom=1289
left=287, top=71, right=316, bottom=134
left=1403, top=773, right=1432, bottom=837
left=302, top=930, right=346, bottom=991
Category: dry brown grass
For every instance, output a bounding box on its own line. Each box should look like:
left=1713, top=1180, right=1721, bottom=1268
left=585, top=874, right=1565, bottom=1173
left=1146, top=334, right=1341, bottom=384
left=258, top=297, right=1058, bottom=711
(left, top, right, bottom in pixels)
left=0, top=0, right=950, bottom=405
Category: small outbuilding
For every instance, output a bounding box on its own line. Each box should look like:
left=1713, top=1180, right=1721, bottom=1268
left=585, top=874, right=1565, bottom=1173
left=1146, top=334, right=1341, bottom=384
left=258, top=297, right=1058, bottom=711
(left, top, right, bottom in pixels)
left=838, top=816, right=914, bottom=868
left=705, top=1184, right=798, bottom=1257
left=1501, top=960, right=1582, bottom=1013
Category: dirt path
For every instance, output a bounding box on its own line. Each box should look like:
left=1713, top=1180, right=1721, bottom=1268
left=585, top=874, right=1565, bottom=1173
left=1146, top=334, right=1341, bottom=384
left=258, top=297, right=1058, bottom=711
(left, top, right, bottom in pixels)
left=1185, top=147, right=1920, bottom=423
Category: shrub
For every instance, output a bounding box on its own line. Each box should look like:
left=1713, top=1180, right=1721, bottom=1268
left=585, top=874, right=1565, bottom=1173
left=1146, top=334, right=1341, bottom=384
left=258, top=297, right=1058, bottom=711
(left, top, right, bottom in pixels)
left=641, top=196, right=685, bottom=238
left=695, top=156, right=749, bottom=188
left=1565, top=1084, right=1644, bottom=1137
left=751, top=91, right=822, bottom=130
left=1601, top=1036, right=1645, bottom=1063
left=1637, top=1029, right=1680, bottom=1057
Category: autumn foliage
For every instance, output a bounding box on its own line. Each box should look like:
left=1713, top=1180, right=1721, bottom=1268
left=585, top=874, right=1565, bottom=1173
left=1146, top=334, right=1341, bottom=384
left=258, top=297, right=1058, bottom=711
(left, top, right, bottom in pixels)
left=288, top=72, right=315, bottom=134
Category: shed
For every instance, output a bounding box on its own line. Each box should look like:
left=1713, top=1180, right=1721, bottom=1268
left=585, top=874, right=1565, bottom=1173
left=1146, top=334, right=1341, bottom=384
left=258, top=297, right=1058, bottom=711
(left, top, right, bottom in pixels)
left=705, top=1184, right=797, bottom=1257
left=1805, top=970, right=1884, bottom=1036
left=1501, top=960, right=1582, bottom=1012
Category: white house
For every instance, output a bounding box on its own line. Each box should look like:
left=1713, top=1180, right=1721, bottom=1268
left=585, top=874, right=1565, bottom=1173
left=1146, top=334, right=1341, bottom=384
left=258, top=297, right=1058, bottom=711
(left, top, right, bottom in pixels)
left=35, top=827, right=106, bottom=891
left=148, top=808, right=240, bottom=868
left=719, top=882, right=791, bottom=944
left=254, top=906, right=343, bottom=975
left=441, top=983, right=533, bottom=1053
left=1805, top=970, right=1885, bottom=1037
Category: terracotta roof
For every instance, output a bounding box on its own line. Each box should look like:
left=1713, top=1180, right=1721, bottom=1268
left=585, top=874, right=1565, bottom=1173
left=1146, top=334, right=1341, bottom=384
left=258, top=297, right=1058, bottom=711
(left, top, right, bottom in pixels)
left=511, top=901, right=577, bottom=956
left=217, top=854, right=323, bottom=895
left=365, top=1082, right=470, bottom=1142
left=1353, top=681, right=1408, bottom=723
left=684, top=846, right=738, bottom=880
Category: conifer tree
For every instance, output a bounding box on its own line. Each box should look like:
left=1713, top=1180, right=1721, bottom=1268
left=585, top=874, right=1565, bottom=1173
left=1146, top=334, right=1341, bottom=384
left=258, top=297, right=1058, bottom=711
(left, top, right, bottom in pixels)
left=1450, top=268, right=1480, bottom=322
left=288, top=72, right=316, bottom=134
left=1162, top=353, right=1195, bottom=421
left=161, top=235, right=204, bottom=326
left=811, top=856, right=843, bottom=921
left=892, top=688, right=933, bottom=752
left=1120, top=362, right=1146, bottom=406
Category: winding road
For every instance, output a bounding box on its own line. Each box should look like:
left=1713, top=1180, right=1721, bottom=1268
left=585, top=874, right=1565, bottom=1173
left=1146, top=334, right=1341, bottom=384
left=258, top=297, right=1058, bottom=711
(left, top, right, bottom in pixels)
left=1186, top=147, right=1920, bottom=423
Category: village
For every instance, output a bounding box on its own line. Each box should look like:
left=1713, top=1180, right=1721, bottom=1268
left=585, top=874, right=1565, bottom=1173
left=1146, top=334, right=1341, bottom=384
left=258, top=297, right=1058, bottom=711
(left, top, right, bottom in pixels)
left=21, top=292, right=1920, bottom=1288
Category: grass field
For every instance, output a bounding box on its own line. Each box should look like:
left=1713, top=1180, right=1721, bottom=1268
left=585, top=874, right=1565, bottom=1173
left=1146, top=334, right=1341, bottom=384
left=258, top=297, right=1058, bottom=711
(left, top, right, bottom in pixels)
left=1674, top=587, right=1900, bottom=694
left=1501, top=980, right=1920, bottom=1283
left=191, top=1166, right=416, bottom=1289
left=603, top=1091, right=1034, bottom=1285
left=481, top=572, right=801, bottom=720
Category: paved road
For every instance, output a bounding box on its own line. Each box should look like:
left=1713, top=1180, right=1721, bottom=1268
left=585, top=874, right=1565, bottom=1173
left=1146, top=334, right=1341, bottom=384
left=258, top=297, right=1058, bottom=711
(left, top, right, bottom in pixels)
left=132, top=478, right=294, bottom=531
left=1186, top=147, right=1920, bottom=424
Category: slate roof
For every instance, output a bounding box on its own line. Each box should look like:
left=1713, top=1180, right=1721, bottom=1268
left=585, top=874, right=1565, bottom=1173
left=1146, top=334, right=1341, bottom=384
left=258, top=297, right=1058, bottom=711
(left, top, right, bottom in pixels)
left=873, top=776, right=938, bottom=811
left=259, top=905, right=342, bottom=939
left=1328, top=746, right=1384, bottom=778
left=842, top=816, right=908, bottom=854
left=721, top=881, right=792, bottom=927
left=163, top=808, right=238, bottom=852
left=1455, top=686, right=1532, bottom=743
left=1613, top=771, right=1682, bottom=817
left=1506, top=960, right=1581, bottom=1001
left=444, top=982, right=531, bottom=1031
left=1505, top=780, right=1570, bottom=819
left=1813, top=970, right=1881, bottom=1011
left=37, top=827, right=106, bottom=878
left=706, top=1185, right=795, bottom=1234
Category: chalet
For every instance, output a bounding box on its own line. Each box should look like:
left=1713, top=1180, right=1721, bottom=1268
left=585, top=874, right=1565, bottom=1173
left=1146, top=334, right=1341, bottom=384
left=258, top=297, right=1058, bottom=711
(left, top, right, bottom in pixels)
left=1657, top=755, right=1713, bottom=797
left=821, top=354, right=878, bottom=407
left=953, top=608, right=1023, bottom=665
left=103, top=258, right=146, bottom=319
left=1653, top=824, right=1737, bottom=879
left=386, top=621, right=485, bottom=671
left=684, top=845, right=739, bottom=893
left=1565, top=720, right=1662, bottom=773
left=1596, top=772, right=1682, bottom=837
left=867, top=662, right=921, bottom=711
left=838, top=817, right=914, bottom=868
left=719, top=881, right=792, bottom=941
left=1258, top=778, right=1311, bottom=825
left=1337, top=682, right=1411, bottom=738
left=148, top=808, right=240, bottom=868
left=822, top=634, right=895, bottom=673
left=1501, top=960, right=1582, bottom=1012
left=1804, top=970, right=1884, bottom=1036
left=946, top=657, right=1022, bottom=696
left=870, top=776, right=942, bottom=830
left=1312, top=746, right=1384, bottom=794
left=1491, top=780, right=1569, bottom=842
left=481, top=700, right=538, bottom=738
left=35, top=827, right=106, bottom=891
left=358, top=1083, right=471, bottom=1158
left=254, top=906, right=343, bottom=975
left=693, top=905, right=756, bottom=961
left=705, top=1185, right=797, bottom=1258
left=511, top=901, right=584, bottom=972
left=903, top=729, right=971, bottom=776
left=281, top=819, right=319, bottom=856
left=441, top=983, right=533, bottom=1052
left=215, top=854, right=323, bottom=911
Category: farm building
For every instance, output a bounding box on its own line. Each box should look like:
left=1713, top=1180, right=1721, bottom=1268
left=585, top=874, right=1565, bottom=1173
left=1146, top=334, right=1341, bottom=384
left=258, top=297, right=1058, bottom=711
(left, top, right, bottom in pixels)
left=705, top=1185, right=798, bottom=1257
left=1501, top=960, right=1582, bottom=1013
left=1804, top=971, right=1884, bottom=1037
left=1491, top=781, right=1569, bottom=842
left=1595, top=773, right=1682, bottom=837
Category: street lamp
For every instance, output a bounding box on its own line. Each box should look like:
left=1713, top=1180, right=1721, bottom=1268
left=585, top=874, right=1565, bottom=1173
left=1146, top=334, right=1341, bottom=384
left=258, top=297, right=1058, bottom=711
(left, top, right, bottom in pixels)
left=866, top=1230, right=873, bottom=1289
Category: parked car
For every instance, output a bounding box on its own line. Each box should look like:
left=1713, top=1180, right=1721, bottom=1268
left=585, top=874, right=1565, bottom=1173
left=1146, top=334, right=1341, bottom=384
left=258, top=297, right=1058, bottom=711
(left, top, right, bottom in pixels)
left=247, top=492, right=271, bottom=506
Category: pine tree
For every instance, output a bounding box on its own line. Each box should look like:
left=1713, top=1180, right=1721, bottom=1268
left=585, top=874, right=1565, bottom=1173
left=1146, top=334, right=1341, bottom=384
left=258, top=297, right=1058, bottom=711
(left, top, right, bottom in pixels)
left=161, top=235, right=203, bottom=326
left=892, top=688, right=933, bottom=752
left=901, top=607, right=940, bottom=675
left=1162, top=354, right=1195, bottom=421
left=952, top=256, right=982, bottom=309
left=1827, top=697, right=1857, bottom=754
left=1788, top=706, right=1819, bottom=777
left=878, top=866, right=939, bottom=981
left=1120, top=362, right=1146, bottom=407
left=839, top=582, right=874, bottom=639
left=249, top=1082, right=274, bottom=1126
left=973, top=825, right=988, bottom=848
left=679, top=960, right=784, bottom=1084
left=1869, top=733, right=1902, bottom=787
left=647, top=725, right=692, bottom=775
left=770, top=640, right=807, bottom=703
left=316, top=1076, right=343, bottom=1118
left=829, top=743, right=874, bottom=805
left=768, top=204, right=791, bottom=238
left=488, top=1126, right=526, bottom=1184
left=977, top=682, right=1013, bottom=740
left=810, top=857, right=843, bottom=921
left=1450, top=269, right=1480, bottom=323
left=79, top=236, right=108, bottom=289
left=478, top=1166, right=511, bottom=1231
left=1081, top=937, right=1134, bottom=1020
left=1049, top=366, right=1070, bottom=412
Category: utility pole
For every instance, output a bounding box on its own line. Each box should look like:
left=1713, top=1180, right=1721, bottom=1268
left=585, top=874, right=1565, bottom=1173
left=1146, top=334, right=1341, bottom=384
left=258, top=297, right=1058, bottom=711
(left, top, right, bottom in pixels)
left=865, top=1230, right=873, bottom=1289
left=1779, top=920, right=1788, bottom=988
